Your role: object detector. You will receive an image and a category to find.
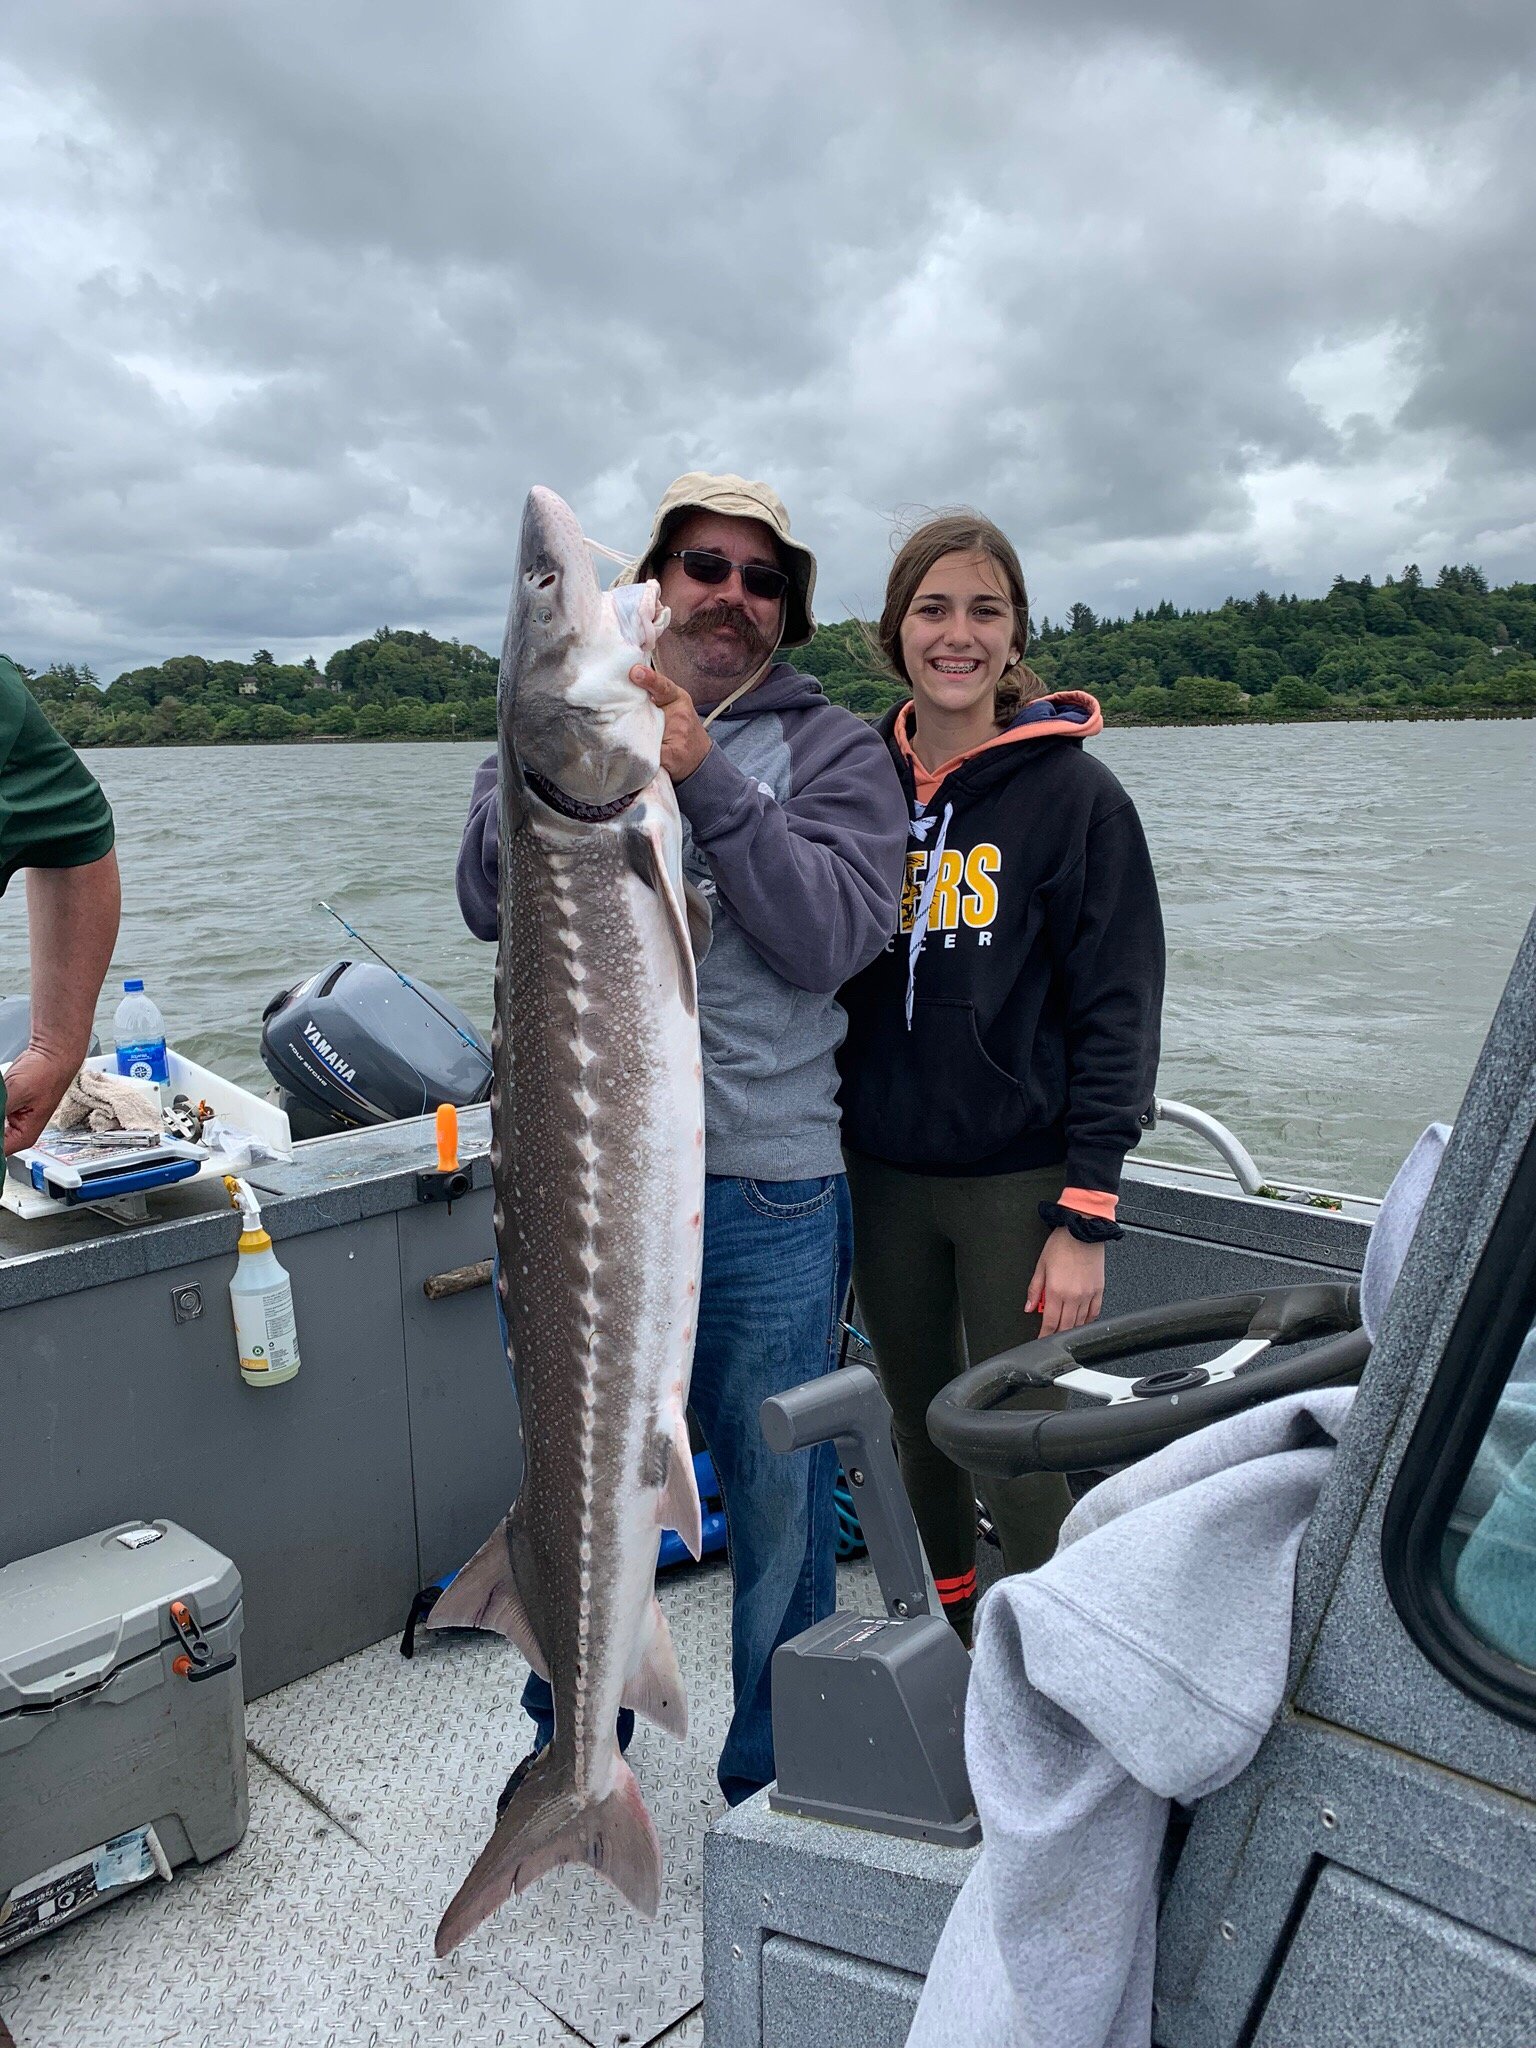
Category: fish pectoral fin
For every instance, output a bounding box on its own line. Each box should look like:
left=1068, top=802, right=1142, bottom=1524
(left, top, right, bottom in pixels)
left=683, top=877, right=712, bottom=963
left=434, top=1753, right=662, bottom=1954
left=660, top=1414, right=703, bottom=1561
left=622, top=821, right=698, bottom=1018
left=423, top=1521, right=550, bottom=1679
left=621, top=1600, right=689, bottom=1739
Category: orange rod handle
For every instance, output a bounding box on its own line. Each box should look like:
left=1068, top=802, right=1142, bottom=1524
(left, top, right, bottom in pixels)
left=435, top=1103, right=460, bottom=1174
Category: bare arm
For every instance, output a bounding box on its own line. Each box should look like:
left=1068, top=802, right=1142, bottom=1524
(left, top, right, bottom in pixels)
left=3, top=849, right=122, bottom=1152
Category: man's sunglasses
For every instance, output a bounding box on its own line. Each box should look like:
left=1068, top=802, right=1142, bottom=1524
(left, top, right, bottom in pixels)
left=663, top=549, right=789, bottom=603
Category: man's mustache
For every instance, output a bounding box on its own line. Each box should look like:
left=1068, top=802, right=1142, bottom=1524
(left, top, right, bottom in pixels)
left=674, top=599, right=775, bottom=659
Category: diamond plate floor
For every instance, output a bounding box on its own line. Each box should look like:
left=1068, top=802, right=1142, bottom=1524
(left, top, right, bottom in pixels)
left=0, top=1555, right=880, bottom=2048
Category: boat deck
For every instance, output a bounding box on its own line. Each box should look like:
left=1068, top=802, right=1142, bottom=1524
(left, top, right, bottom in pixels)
left=0, top=1113, right=1372, bottom=2048
left=0, top=1555, right=883, bottom=2048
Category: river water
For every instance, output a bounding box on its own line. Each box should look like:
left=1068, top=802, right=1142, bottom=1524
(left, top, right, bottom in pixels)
left=2, top=724, right=1532, bottom=1197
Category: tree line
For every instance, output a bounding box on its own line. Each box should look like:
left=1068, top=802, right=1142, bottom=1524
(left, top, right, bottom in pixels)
left=8, top=562, right=1534, bottom=746
left=10, top=631, right=499, bottom=747
left=797, top=565, right=1536, bottom=724
left=1024, top=563, right=1536, bottom=723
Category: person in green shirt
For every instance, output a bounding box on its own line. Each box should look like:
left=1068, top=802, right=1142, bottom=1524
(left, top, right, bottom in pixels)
left=1, top=654, right=121, bottom=1154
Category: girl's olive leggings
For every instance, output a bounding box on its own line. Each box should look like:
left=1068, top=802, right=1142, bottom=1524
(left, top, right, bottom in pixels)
left=844, top=1148, right=1075, bottom=1643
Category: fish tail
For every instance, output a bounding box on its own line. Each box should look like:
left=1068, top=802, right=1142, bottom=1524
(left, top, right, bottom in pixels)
left=434, top=1749, right=661, bottom=1956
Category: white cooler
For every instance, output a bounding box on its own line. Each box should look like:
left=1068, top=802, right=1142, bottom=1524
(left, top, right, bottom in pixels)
left=0, top=1520, right=247, bottom=1954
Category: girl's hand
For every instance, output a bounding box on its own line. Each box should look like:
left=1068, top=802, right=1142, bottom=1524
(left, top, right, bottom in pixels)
left=1026, top=1227, right=1105, bottom=1338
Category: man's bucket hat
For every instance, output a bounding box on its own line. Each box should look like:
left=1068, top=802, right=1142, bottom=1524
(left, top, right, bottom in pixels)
left=615, top=471, right=817, bottom=648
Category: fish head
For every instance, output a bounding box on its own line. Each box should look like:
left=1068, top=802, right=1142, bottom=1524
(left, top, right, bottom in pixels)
left=504, top=486, right=668, bottom=810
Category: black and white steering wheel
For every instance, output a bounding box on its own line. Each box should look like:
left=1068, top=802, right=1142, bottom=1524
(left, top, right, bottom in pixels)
left=926, top=1282, right=1367, bottom=1478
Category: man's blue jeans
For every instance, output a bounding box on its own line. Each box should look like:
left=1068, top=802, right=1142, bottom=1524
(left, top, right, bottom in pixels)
left=511, top=1172, right=850, bottom=1806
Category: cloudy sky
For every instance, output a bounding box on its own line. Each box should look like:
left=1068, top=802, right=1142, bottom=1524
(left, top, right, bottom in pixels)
left=3, top=1, right=1533, bottom=680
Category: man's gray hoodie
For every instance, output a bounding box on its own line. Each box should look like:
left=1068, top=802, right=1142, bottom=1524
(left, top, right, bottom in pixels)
left=456, top=661, right=907, bottom=1180
left=907, top=1386, right=1355, bottom=2048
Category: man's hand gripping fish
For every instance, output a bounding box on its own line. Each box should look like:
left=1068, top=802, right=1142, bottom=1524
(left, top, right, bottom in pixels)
left=429, top=486, right=709, bottom=1956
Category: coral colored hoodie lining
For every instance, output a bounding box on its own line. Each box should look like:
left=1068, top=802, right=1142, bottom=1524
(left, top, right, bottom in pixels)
left=894, top=692, right=1105, bottom=809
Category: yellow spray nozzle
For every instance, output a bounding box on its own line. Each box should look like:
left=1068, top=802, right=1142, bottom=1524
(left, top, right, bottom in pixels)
left=435, top=1103, right=460, bottom=1174
left=224, top=1174, right=267, bottom=1241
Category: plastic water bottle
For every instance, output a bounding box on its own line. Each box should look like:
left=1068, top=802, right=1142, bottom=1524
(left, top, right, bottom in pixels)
left=113, top=978, right=170, bottom=1085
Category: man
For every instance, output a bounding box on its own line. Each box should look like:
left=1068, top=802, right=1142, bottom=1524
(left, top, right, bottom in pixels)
left=1, top=654, right=120, bottom=1155
left=456, top=472, right=907, bottom=1804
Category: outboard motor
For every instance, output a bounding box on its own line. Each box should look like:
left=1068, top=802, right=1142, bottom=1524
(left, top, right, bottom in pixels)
left=259, top=959, right=492, bottom=1140
left=0, top=996, right=99, bottom=1067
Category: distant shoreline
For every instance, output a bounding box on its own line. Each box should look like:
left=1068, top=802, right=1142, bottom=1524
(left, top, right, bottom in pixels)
left=22, top=569, right=1535, bottom=742
left=68, top=701, right=1536, bottom=747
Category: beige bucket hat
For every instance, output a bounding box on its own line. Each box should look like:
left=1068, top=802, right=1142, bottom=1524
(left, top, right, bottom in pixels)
left=614, top=471, right=817, bottom=648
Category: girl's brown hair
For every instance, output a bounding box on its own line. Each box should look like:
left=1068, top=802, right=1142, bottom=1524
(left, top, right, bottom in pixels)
left=877, top=512, right=1047, bottom=726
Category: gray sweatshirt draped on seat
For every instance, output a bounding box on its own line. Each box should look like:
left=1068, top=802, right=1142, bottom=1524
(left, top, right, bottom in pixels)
left=907, top=1386, right=1355, bottom=2048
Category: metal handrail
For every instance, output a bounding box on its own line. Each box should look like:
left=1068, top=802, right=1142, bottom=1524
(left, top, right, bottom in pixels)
left=1145, top=1097, right=1265, bottom=1196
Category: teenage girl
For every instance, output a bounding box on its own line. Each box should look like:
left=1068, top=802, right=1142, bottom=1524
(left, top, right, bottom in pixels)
left=837, top=513, right=1164, bottom=1641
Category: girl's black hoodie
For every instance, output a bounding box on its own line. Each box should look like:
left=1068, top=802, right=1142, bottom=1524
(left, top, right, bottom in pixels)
left=836, top=694, right=1164, bottom=1197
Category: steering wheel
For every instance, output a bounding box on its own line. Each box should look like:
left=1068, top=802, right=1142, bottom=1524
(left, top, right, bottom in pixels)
left=926, top=1281, right=1367, bottom=1479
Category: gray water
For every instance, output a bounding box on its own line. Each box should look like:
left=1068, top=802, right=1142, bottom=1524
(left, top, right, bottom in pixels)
left=3, top=725, right=1532, bottom=1197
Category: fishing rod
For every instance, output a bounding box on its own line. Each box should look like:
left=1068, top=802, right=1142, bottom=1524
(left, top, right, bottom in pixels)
left=314, top=900, right=492, bottom=1070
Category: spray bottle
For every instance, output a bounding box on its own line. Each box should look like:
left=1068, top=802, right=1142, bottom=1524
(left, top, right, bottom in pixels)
left=224, top=1175, right=301, bottom=1388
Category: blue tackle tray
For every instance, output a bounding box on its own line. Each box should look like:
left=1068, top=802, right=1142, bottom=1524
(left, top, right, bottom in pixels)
left=31, top=1157, right=203, bottom=1204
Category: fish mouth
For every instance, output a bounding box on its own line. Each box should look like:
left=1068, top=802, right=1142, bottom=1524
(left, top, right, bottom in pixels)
left=523, top=764, right=641, bottom=822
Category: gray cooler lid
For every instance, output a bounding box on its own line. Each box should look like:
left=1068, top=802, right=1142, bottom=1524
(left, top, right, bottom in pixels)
left=0, top=1521, right=241, bottom=1716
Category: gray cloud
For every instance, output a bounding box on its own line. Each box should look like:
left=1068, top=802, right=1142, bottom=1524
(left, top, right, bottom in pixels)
left=980, top=0, right=1536, bottom=111
left=1, top=0, right=1532, bottom=678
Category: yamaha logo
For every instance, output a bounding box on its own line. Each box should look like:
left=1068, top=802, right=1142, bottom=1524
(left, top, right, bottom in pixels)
left=301, top=1019, right=358, bottom=1085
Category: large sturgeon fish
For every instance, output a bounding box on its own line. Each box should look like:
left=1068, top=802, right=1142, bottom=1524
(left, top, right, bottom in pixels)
left=429, top=486, right=708, bottom=1956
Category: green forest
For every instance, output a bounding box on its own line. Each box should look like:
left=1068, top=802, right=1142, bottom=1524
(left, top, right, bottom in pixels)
left=10, top=562, right=1535, bottom=746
